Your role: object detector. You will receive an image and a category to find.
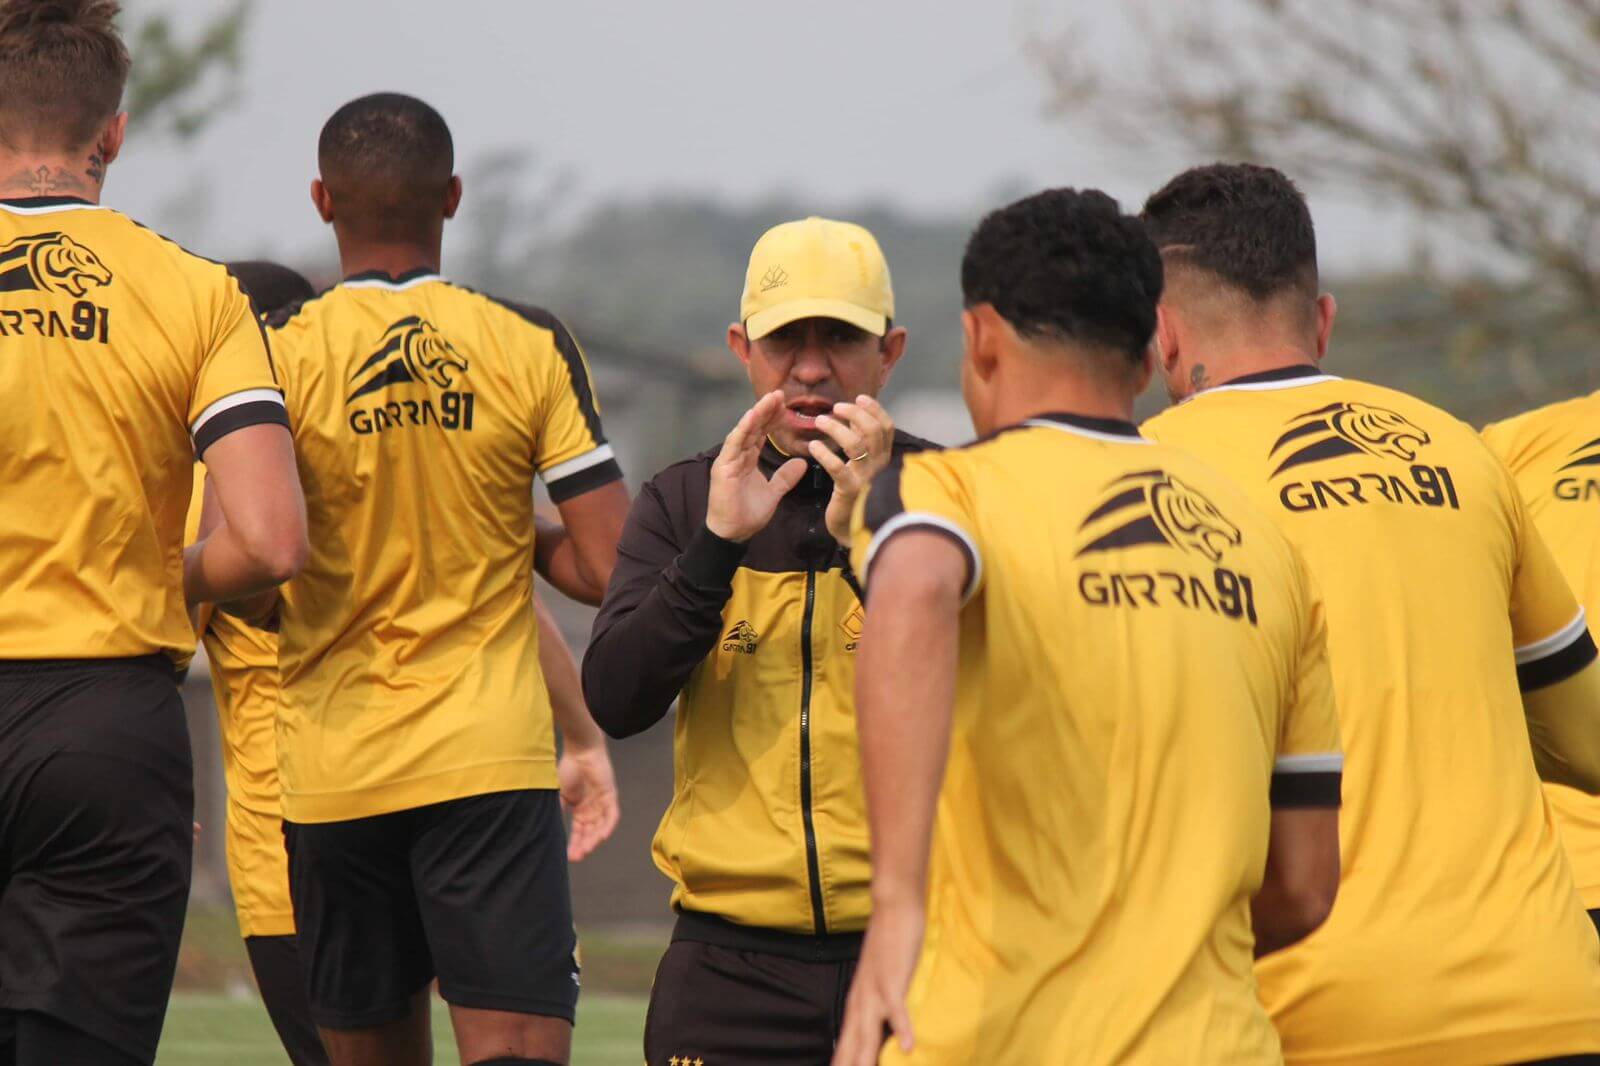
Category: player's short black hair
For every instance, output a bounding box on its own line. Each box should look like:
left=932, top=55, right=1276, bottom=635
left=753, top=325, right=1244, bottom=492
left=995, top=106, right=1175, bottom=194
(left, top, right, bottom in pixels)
left=317, top=92, right=454, bottom=241
left=227, top=261, right=314, bottom=317
left=1140, top=163, right=1318, bottom=302
left=0, top=0, right=129, bottom=151
left=961, top=187, right=1162, bottom=366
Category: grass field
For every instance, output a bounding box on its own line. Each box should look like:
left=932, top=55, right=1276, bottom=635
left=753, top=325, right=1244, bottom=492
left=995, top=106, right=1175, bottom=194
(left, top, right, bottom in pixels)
left=158, top=991, right=648, bottom=1065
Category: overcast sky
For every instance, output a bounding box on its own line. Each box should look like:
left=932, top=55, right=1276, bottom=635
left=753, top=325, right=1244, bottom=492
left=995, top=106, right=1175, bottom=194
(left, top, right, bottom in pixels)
left=111, top=0, right=1414, bottom=274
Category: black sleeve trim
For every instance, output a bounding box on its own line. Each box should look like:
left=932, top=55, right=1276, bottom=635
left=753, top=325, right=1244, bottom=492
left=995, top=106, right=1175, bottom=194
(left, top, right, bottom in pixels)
left=1270, top=771, right=1342, bottom=808
left=464, top=291, right=609, bottom=446
left=546, top=459, right=624, bottom=504
left=194, top=401, right=289, bottom=458
left=1519, top=629, right=1599, bottom=692
left=678, top=525, right=749, bottom=588
left=862, top=459, right=905, bottom=533
left=863, top=518, right=980, bottom=604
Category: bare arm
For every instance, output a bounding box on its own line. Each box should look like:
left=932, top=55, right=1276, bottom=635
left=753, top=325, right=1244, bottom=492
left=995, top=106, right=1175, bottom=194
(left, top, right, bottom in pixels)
left=1252, top=807, right=1340, bottom=957
left=184, top=423, right=308, bottom=606
left=536, top=593, right=619, bottom=861
left=539, top=481, right=630, bottom=605
left=834, top=531, right=967, bottom=1066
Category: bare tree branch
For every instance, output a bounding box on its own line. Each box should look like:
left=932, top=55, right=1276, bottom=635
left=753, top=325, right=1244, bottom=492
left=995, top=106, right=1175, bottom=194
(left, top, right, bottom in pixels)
left=1040, top=0, right=1600, bottom=311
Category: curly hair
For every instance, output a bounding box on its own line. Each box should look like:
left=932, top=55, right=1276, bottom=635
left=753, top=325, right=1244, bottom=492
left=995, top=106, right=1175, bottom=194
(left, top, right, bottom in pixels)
left=961, top=187, right=1163, bottom=365
left=0, top=0, right=129, bottom=150
left=1140, top=163, right=1318, bottom=302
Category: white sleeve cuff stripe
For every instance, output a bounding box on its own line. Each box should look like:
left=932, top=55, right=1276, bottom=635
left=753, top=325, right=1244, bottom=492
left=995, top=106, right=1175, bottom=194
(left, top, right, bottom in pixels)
left=191, top=388, right=284, bottom=436
left=541, top=443, right=616, bottom=484
left=1515, top=607, right=1589, bottom=665
left=864, top=512, right=983, bottom=603
left=1274, top=752, right=1344, bottom=774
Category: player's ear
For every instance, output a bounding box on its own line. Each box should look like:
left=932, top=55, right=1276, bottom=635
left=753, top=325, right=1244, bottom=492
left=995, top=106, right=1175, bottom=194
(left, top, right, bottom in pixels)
left=963, top=305, right=1001, bottom=382
left=97, top=112, right=128, bottom=168
left=1313, top=293, right=1337, bottom=363
left=442, top=175, right=463, bottom=220
left=727, top=322, right=754, bottom=370
left=1154, top=304, right=1181, bottom=376
left=310, top=179, right=335, bottom=224
left=876, top=325, right=909, bottom=386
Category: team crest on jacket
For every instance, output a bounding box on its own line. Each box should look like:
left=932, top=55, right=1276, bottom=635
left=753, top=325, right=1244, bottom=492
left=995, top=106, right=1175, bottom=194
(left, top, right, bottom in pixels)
left=0, top=232, right=113, bottom=297
left=1270, top=401, right=1430, bottom=476
left=347, top=316, right=469, bottom=402
left=722, top=620, right=759, bottom=654
left=1076, top=470, right=1242, bottom=564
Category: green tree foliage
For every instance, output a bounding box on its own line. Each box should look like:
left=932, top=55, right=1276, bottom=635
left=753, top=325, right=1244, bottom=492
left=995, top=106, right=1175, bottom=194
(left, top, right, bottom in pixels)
left=124, top=1, right=251, bottom=139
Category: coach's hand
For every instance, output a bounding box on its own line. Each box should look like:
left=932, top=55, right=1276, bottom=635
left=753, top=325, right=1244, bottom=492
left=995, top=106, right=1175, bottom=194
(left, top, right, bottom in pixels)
left=558, top=743, right=620, bottom=862
left=811, top=395, right=895, bottom=547
left=706, top=390, right=808, bottom=543
left=833, top=900, right=922, bottom=1066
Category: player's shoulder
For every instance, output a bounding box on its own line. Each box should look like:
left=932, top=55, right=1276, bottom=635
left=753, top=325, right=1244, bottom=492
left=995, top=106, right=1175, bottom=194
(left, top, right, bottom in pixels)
left=1482, top=390, right=1600, bottom=460
left=440, top=282, right=577, bottom=348
left=79, top=207, right=239, bottom=292
left=262, top=289, right=331, bottom=333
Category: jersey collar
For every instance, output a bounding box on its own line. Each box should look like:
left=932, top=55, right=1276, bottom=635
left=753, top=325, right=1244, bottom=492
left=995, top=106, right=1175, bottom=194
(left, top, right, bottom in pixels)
left=1198, top=363, right=1339, bottom=396
left=1020, top=411, right=1151, bottom=445
left=341, top=266, right=444, bottom=291
left=0, top=195, right=107, bottom=215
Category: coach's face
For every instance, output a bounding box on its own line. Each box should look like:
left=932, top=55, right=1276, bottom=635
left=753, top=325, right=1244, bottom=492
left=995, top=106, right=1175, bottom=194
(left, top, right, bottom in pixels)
left=728, top=316, right=908, bottom=457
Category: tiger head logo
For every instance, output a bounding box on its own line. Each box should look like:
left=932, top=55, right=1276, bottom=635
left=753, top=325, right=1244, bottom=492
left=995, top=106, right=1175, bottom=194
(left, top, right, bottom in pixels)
left=1148, top=474, right=1244, bottom=564
left=400, top=320, right=468, bottom=388
left=1077, top=470, right=1242, bottom=563
left=1271, top=401, right=1431, bottom=476
left=347, top=316, right=469, bottom=402
left=1328, top=403, right=1430, bottom=461
left=0, top=232, right=113, bottom=297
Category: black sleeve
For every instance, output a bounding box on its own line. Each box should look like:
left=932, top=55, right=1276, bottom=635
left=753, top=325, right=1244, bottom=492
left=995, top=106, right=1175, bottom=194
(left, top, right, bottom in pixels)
left=581, top=479, right=746, bottom=738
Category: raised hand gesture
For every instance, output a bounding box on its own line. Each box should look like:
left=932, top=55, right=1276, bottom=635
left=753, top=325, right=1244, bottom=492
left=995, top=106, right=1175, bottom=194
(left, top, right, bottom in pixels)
left=705, top=391, right=809, bottom=543
left=809, top=395, right=895, bottom=546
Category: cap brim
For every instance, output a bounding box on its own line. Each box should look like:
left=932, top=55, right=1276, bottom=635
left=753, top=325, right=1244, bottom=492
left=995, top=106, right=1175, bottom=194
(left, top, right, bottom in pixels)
left=745, top=298, right=887, bottom=340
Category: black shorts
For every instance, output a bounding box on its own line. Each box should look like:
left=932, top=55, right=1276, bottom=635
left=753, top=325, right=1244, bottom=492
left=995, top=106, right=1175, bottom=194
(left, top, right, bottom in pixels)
left=284, top=788, right=578, bottom=1030
left=0, top=656, right=193, bottom=1065
left=644, top=911, right=860, bottom=1066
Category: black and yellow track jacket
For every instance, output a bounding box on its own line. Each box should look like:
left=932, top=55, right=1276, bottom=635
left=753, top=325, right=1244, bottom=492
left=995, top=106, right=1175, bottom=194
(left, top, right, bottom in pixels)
left=583, top=432, right=933, bottom=954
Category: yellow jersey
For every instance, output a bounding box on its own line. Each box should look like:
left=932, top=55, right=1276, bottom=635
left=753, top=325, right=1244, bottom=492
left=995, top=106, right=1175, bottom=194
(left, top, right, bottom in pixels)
left=269, top=268, right=621, bottom=823
left=0, top=195, right=285, bottom=662
left=185, top=465, right=293, bottom=937
left=1145, top=365, right=1600, bottom=1065
left=851, top=411, right=1343, bottom=1065
left=1485, top=391, right=1600, bottom=910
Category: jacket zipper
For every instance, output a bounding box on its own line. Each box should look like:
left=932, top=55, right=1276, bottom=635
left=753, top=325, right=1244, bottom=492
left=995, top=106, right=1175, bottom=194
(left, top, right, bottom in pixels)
left=799, top=567, right=828, bottom=934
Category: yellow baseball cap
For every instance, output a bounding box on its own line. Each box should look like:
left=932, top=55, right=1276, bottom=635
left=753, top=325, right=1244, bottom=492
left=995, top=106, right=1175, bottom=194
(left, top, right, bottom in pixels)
left=740, top=216, right=894, bottom=340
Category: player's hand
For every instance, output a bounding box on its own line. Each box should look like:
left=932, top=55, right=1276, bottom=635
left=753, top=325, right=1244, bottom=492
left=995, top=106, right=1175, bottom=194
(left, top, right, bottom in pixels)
left=832, top=900, right=923, bottom=1066
left=705, top=391, right=808, bottom=543
left=558, top=743, right=620, bottom=862
left=810, top=396, right=894, bottom=547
